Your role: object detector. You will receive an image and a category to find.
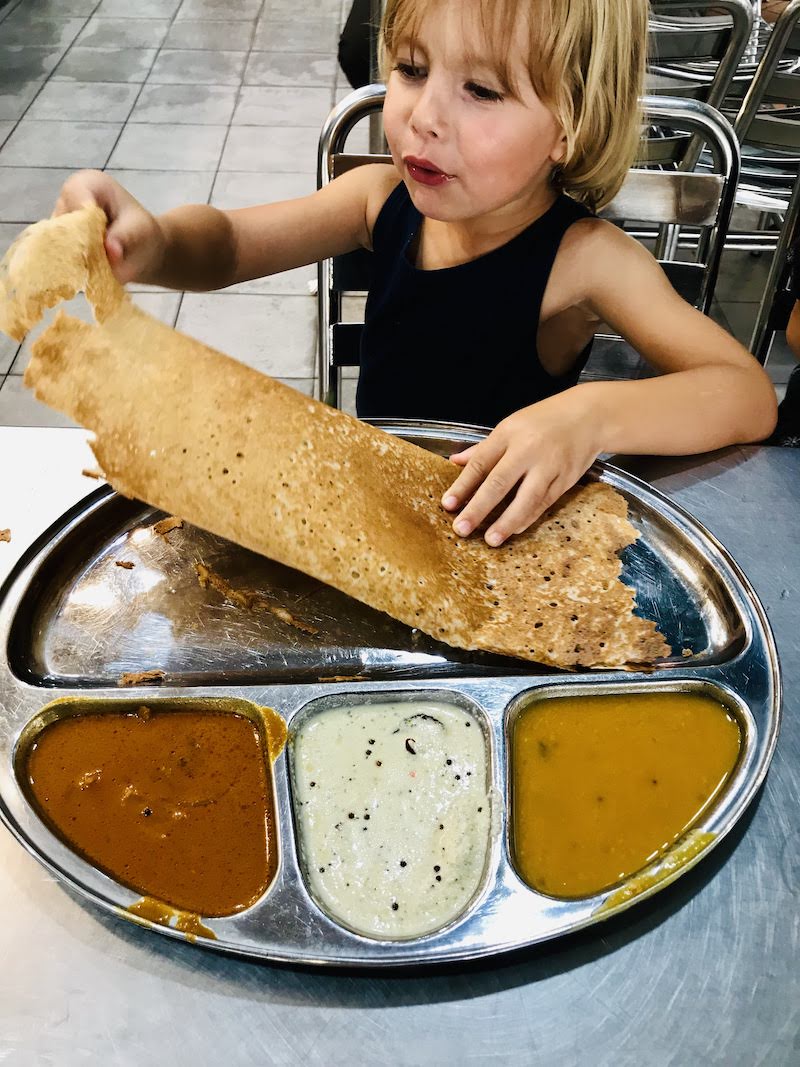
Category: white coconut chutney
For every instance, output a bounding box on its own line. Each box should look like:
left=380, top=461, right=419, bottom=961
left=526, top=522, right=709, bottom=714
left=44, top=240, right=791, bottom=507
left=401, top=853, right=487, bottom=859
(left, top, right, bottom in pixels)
left=291, top=700, right=492, bottom=939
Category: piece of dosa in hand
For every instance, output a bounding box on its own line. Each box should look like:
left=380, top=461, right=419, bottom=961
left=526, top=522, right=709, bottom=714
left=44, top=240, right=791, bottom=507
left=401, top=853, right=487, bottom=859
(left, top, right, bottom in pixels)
left=3, top=206, right=669, bottom=668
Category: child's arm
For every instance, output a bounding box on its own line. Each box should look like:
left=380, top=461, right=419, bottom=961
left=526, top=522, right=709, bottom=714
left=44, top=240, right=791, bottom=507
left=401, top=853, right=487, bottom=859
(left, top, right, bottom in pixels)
left=443, top=222, right=778, bottom=547
left=53, top=165, right=398, bottom=289
left=787, top=302, right=800, bottom=359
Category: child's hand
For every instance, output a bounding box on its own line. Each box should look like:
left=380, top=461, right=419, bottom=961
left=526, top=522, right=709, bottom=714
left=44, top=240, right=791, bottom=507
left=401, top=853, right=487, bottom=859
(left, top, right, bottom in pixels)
left=441, top=392, right=602, bottom=547
left=53, top=170, right=165, bottom=285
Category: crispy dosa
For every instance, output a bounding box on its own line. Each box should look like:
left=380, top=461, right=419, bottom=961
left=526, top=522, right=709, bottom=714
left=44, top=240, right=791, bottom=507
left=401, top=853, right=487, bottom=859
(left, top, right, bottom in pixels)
left=0, top=206, right=669, bottom=667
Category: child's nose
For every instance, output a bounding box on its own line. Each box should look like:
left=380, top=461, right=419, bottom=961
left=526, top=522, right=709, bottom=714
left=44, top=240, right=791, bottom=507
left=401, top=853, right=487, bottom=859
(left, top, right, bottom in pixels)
left=409, top=82, right=447, bottom=139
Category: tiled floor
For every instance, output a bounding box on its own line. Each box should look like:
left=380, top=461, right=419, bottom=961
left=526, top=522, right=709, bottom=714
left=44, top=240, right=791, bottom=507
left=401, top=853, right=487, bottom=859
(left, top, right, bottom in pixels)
left=0, top=0, right=795, bottom=427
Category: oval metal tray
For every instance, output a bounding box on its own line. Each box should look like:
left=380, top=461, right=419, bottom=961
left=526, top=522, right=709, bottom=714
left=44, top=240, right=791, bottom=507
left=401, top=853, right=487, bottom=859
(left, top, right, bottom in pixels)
left=0, top=420, right=781, bottom=966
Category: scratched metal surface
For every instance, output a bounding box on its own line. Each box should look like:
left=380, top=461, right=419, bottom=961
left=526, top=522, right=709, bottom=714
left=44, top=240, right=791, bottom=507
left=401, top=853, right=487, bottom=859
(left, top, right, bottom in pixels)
left=0, top=440, right=796, bottom=1063
left=0, top=423, right=781, bottom=967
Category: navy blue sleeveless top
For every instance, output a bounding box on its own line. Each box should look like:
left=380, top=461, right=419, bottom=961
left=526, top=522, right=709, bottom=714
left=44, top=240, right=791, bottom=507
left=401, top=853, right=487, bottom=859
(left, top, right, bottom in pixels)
left=357, top=182, right=594, bottom=427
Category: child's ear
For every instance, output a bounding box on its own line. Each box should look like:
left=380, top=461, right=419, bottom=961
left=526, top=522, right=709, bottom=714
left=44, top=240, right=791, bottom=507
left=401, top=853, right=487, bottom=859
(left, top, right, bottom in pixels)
left=549, top=131, right=568, bottom=166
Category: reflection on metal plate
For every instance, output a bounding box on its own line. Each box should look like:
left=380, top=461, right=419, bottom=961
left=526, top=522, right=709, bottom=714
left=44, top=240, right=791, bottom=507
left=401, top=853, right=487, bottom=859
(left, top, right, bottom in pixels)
left=0, top=419, right=780, bottom=966
left=7, top=420, right=744, bottom=686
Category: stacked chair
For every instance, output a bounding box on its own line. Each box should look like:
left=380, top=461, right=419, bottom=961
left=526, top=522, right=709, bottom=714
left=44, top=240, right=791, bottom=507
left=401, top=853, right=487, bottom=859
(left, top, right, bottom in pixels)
left=730, top=0, right=800, bottom=361
left=642, top=0, right=800, bottom=365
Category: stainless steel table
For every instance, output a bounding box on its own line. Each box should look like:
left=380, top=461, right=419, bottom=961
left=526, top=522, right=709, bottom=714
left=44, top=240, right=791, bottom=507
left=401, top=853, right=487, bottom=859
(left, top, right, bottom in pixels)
left=0, top=429, right=797, bottom=1066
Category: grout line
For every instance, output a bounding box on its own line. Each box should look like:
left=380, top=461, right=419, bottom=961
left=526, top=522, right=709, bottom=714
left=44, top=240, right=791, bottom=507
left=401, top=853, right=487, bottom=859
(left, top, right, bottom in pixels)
left=211, top=0, right=268, bottom=203
left=99, top=2, right=196, bottom=170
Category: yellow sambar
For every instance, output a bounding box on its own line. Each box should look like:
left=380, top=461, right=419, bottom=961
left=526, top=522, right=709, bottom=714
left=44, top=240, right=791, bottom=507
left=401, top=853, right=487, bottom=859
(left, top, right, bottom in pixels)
left=511, top=691, right=741, bottom=898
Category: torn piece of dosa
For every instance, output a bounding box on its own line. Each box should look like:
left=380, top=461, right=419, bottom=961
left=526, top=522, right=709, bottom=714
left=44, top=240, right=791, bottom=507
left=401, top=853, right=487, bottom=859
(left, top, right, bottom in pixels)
left=0, top=205, right=123, bottom=340
left=4, top=206, right=669, bottom=668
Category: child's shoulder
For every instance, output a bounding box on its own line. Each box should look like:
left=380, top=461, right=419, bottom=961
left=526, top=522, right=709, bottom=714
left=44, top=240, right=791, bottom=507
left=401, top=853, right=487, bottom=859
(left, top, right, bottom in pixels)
left=557, top=214, right=660, bottom=282
left=560, top=213, right=639, bottom=256
left=325, top=162, right=401, bottom=250
left=362, top=164, right=403, bottom=241
left=549, top=213, right=666, bottom=312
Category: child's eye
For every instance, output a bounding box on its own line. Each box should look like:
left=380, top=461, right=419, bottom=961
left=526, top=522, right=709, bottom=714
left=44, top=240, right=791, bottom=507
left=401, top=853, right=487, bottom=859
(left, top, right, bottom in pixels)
left=465, top=80, right=503, bottom=103
left=394, top=61, right=425, bottom=81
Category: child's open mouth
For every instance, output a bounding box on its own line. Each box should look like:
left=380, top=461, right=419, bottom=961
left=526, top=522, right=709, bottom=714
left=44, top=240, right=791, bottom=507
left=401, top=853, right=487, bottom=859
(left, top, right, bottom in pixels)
left=404, top=156, right=454, bottom=187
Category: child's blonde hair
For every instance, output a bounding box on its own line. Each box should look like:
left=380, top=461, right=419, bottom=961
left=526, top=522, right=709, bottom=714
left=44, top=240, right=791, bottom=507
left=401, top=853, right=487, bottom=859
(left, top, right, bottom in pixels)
left=380, top=0, right=647, bottom=211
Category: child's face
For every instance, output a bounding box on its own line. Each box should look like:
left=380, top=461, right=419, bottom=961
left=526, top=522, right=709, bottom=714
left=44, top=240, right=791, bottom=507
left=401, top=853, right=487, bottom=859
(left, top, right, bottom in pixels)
left=383, top=1, right=566, bottom=228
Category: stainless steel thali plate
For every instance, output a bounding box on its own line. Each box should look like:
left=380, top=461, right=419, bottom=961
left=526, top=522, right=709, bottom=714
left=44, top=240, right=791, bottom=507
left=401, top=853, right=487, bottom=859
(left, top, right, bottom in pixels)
left=0, top=419, right=781, bottom=966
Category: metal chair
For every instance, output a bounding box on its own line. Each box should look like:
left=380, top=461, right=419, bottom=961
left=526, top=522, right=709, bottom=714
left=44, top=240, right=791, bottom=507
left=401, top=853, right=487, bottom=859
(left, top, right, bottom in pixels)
left=682, top=0, right=800, bottom=257
left=645, top=0, right=753, bottom=174
left=748, top=167, right=800, bottom=363
left=732, top=0, right=800, bottom=204
left=647, top=0, right=754, bottom=113
left=316, top=87, right=741, bottom=407
left=733, top=2, right=800, bottom=360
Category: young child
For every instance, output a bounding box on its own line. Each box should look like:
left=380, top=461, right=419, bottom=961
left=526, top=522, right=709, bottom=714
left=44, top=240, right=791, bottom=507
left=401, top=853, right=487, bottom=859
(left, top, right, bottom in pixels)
left=53, top=0, right=777, bottom=547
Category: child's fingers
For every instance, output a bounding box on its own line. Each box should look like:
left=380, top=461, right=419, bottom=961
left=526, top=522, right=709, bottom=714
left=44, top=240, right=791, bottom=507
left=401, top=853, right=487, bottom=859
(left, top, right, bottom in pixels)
left=449, top=456, right=524, bottom=539
left=441, top=438, right=506, bottom=513
left=448, top=444, right=477, bottom=466
left=484, top=472, right=561, bottom=547
left=53, top=169, right=112, bottom=217
left=105, top=235, right=124, bottom=262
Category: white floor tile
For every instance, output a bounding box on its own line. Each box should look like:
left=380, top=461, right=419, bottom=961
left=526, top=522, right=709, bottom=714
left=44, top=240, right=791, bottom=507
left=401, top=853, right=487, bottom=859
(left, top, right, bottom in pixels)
left=219, top=126, right=319, bottom=172
left=164, top=20, right=254, bottom=51
left=129, top=83, right=238, bottom=125
left=0, top=374, right=78, bottom=428
left=131, top=290, right=183, bottom=327
left=176, top=292, right=316, bottom=376
left=176, top=0, right=260, bottom=19
left=0, top=17, right=86, bottom=50
left=223, top=264, right=316, bottom=296
left=53, top=47, right=158, bottom=83
left=0, top=167, right=74, bottom=222
left=0, top=45, right=69, bottom=86
left=0, top=118, right=122, bottom=169
left=232, top=85, right=333, bottom=127
left=211, top=171, right=315, bottom=209
left=0, top=82, right=41, bottom=121
left=97, top=0, right=182, bottom=15
left=252, top=18, right=339, bottom=53
left=108, top=123, right=228, bottom=171
left=76, top=18, right=172, bottom=50
left=268, top=0, right=341, bottom=14
left=26, top=80, right=141, bottom=122
left=3, top=0, right=99, bottom=16
left=148, top=49, right=247, bottom=85
left=244, top=51, right=337, bottom=88
left=104, top=169, right=216, bottom=215
left=0, top=222, right=25, bottom=253
left=0, top=342, right=20, bottom=376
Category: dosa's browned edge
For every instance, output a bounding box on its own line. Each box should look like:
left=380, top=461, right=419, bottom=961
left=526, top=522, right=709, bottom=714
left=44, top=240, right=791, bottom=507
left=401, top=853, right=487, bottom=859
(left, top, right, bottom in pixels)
left=0, top=207, right=669, bottom=667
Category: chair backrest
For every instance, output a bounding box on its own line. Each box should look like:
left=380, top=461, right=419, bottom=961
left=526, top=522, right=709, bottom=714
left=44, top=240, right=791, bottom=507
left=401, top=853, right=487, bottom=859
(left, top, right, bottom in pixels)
left=733, top=0, right=800, bottom=160
left=737, top=2, right=800, bottom=362
left=317, top=87, right=740, bottom=407
left=644, top=0, right=752, bottom=172
left=748, top=167, right=800, bottom=363
left=645, top=0, right=754, bottom=147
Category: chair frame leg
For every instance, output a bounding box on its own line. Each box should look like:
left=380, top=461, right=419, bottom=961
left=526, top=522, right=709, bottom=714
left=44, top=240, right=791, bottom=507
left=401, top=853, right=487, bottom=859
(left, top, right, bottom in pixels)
left=749, top=171, right=800, bottom=364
